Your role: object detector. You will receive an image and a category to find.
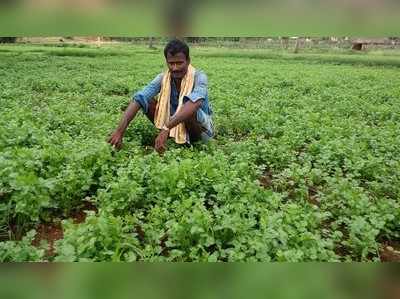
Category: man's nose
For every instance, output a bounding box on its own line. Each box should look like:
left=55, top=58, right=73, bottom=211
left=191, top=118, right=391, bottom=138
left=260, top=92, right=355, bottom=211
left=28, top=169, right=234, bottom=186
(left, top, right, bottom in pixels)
left=171, top=64, right=179, bottom=71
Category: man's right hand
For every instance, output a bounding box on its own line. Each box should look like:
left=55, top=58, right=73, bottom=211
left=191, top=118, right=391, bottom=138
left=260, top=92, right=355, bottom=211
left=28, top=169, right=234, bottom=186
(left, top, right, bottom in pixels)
left=107, top=130, right=124, bottom=150
left=107, top=101, right=141, bottom=150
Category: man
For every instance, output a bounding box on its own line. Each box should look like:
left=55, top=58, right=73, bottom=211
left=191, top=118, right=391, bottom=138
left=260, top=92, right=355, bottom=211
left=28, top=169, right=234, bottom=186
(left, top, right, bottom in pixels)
left=107, top=39, right=214, bottom=154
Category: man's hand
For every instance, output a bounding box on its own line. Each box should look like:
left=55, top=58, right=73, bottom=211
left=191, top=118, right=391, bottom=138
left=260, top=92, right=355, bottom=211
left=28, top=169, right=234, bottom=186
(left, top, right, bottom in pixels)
left=153, top=100, right=203, bottom=154
left=107, top=101, right=141, bottom=150
left=107, top=130, right=124, bottom=150
left=154, top=129, right=170, bottom=154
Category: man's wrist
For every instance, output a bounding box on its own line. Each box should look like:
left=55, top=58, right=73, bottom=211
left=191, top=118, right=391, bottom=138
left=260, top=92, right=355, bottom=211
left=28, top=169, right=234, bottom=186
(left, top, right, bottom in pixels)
left=162, top=124, right=170, bottom=131
left=116, top=128, right=125, bottom=135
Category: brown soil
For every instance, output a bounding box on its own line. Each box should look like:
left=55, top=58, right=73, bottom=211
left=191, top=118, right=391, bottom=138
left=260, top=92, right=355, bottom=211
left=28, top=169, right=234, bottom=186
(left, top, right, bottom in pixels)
left=307, top=186, right=320, bottom=206
left=380, top=240, right=400, bottom=262
left=135, top=225, right=145, bottom=243
left=259, top=170, right=273, bottom=188
left=134, top=225, right=169, bottom=257
left=31, top=200, right=98, bottom=258
left=334, top=244, right=352, bottom=260
left=68, top=200, right=98, bottom=224
left=160, top=233, right=169, bottom=257
left=32, top=222, right=63, bottom=257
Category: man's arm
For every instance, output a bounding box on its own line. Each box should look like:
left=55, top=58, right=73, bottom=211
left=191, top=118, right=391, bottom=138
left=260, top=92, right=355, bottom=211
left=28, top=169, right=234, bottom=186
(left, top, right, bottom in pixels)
left=166, top=99, right=203, bottom=129
left=108, top=73, right=163, bottom=149
left=107, top=101, right=141, bottom=149
left=166, top=71, right=207, bottom=130
left=154, top=100, right=203, bottom=153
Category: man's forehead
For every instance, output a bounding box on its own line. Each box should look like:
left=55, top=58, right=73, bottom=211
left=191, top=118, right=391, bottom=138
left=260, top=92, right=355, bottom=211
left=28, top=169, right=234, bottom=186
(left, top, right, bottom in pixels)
left=166, top=52, right=187, bottom=62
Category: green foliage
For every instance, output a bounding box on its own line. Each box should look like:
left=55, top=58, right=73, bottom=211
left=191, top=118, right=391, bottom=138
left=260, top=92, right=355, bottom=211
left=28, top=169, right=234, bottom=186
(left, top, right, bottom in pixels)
left=54, top=212, right=141, bottom=262
left=0, top=230, right=45, bottom=262
left=1, top=44, right=400, bottom=261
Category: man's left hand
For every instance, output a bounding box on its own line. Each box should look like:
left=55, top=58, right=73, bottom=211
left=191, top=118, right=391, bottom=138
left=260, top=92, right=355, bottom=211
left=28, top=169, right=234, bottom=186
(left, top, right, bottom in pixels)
left=155, top=129, right=169, bottom=154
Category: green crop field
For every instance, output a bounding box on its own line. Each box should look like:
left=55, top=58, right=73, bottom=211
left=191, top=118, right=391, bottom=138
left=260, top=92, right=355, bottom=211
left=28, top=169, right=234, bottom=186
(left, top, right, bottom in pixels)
left=0, top=43, right=399, bottom=262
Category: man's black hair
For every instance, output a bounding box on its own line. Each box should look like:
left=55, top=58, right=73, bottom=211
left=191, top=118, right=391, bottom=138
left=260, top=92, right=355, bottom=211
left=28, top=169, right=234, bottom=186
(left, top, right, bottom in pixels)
left=164, top=39, right=190, bottom=60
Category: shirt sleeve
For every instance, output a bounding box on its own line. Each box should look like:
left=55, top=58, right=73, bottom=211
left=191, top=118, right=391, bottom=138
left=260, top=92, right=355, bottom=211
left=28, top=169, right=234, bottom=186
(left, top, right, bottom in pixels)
left=184, top=71, right=208, bottom=103
left=132, top=73, right=163, bottom=114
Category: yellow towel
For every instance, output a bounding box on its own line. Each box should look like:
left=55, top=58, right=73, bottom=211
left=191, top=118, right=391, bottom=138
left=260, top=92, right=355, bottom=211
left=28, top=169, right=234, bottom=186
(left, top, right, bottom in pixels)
left=154, top=64, right=196, bottom=144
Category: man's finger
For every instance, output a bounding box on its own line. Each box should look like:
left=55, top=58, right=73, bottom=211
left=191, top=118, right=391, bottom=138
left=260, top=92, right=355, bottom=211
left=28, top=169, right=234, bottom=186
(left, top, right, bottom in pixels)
left=155, top=141, right=165, bottom=154
left=109, top=138, right=118, bottom=147
left=159, top=145, right=166, bottom=155
left=155, top=141, right=161, bottom=153
left=109, top=136, right=117, bottom=145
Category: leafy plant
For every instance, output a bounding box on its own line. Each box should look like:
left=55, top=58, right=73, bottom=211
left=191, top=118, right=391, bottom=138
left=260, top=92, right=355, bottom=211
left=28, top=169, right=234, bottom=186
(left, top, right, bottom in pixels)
left=1, top=43, right=400, bottom=261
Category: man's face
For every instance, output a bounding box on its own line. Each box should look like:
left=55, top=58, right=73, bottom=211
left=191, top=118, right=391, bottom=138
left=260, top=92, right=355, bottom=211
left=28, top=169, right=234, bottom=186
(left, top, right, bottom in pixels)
left=166, top=52, right=190, bottom=80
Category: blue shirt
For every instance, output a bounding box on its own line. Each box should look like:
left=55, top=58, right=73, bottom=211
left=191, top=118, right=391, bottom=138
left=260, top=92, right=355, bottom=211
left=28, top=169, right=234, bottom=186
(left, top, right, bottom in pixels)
left=132, top=70, right=213, bottom=117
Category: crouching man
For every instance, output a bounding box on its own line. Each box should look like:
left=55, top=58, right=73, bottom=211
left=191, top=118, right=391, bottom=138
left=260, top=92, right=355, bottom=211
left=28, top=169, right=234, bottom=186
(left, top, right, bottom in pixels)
left=108, top=39, right=214, bottom=154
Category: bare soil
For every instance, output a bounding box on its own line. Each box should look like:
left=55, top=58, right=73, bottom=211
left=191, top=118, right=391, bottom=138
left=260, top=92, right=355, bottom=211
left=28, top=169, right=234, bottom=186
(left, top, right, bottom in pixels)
left=32, top=200, right=98, bottom=258
left=379, top=240, right=400, bottom=262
